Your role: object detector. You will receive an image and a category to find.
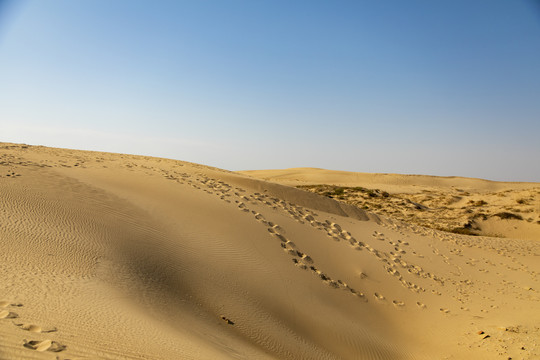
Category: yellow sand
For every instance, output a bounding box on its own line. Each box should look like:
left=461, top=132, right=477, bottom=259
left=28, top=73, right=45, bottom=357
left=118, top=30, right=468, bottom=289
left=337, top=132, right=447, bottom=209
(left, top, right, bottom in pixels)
left=240, top=168, right=540, bottom=240
left=1, top=144, right=539, bottom=359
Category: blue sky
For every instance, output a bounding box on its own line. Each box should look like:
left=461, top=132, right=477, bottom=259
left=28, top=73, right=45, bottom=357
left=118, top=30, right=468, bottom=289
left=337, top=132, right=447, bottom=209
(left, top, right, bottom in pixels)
left=1, top=0, right=539, bottom=181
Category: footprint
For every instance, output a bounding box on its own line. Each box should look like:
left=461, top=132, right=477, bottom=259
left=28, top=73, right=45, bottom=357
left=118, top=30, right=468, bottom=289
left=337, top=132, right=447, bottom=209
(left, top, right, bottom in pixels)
left=326, top=280, right=340, bottom=289
left=374, top=293, right=385, bottom=301
left=220, top=315, right=235, bottom=325
left=416, top=302, right=427, bottom=309
left=14, top=323, right=58, bottom=333
left=15, top=324, right=42, bottom=333
left=23, top=339, right=66, bottom=352
left=357, top=271, right=368, bottom=279
left=392, top=300, right=405, bottom=307
left=285, top=241, right=296, bottom=249
left=0, top=310, right=18, bottom=319
left=349, top=288, right=367, bottom=301
left=285, top=249, right=297, bottom=256
left=292, top=258, right=308, bottom=270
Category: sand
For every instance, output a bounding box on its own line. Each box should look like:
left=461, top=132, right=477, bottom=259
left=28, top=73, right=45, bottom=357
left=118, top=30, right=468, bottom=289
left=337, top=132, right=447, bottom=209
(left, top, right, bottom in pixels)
left=1, top=143, right=539, bottom=359
left=240, top=168, right=540, bottom=241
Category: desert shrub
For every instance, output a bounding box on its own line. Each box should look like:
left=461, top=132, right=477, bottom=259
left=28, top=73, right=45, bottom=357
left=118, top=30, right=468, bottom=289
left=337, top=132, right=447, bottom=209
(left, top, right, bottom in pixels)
left=320, top=187, right=346, bottom=198
left=472, top=213, right=488, bottom=220
left=351, top=187, right=366, bottom=192
left=450, top=228, right=477, bottom=236
left=493, top=212, right=523, bottom=220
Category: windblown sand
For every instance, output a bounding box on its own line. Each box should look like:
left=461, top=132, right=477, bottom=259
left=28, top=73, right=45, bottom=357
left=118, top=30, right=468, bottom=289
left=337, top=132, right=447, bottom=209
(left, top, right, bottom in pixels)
left=1, top=144, right=539, bottom=359
left=240, top=168, right=540, bottom=240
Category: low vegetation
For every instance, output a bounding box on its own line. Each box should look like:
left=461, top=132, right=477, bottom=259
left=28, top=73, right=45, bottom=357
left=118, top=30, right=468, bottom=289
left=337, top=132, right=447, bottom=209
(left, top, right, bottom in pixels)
left=296, top=184, right=538, bottom=237
left=493, top=212, right=523, bottom=220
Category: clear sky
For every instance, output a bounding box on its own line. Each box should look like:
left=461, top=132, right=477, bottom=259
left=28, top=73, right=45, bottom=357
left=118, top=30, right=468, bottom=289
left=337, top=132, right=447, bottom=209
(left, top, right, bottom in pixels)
left=1, top=0, right=539, bottom=181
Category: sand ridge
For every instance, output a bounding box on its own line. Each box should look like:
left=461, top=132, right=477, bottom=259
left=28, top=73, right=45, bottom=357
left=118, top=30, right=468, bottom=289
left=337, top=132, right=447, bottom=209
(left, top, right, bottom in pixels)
left=240, top=168, right=540, bottom=240
left=1, top=143, right=539, bottom=359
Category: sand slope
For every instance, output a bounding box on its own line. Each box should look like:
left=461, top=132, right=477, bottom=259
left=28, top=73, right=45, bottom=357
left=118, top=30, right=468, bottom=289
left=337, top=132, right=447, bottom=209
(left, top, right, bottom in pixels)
left=240, top=168, right=540, bottom=240
left=1, top=144, right=539, bottom=359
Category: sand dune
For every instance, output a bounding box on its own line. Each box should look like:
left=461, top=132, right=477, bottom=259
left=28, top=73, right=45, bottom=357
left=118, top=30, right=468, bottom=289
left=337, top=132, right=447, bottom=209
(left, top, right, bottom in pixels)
left=240, top=168, right=540, bottom=240
left=1, top=144, right=539, bottom=359
left=238, top=168, right=539, bottom=192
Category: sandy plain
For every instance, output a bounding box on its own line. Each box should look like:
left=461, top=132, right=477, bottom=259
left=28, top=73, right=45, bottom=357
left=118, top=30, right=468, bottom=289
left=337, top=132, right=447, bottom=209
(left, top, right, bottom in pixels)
left=1, top=143, right=539, bottom=359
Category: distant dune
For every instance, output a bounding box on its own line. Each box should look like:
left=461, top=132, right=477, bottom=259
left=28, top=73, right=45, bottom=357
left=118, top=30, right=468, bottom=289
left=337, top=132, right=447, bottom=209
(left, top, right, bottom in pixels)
left=239, top=168, right=540, bottom=241
left=238, top=167, right=539, bottom=192
left=1, top=143, right=539, bottom=359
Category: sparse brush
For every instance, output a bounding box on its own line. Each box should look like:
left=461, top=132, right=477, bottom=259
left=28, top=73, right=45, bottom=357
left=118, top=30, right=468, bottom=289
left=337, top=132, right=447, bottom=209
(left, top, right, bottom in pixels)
left=493, top=212, right=523, bottom=220
left=448, top=227, right=478, bottom=236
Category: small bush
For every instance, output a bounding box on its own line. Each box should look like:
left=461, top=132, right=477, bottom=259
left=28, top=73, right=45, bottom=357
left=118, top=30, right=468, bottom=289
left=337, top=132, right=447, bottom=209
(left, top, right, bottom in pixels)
left=493, top=212, right=523, bottom=220
left=472, top=213, right=488, bottom=221
left=449, top=227, right=478, bottom=236
left=351, top=187, right=366, bottom=192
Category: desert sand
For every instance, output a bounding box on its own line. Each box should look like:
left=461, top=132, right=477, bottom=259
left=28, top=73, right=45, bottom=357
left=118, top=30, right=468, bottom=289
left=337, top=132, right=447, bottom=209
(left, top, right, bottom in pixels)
left=1, top=143, right=539, bottom=359
left=240, top=168, right=540, bottom=241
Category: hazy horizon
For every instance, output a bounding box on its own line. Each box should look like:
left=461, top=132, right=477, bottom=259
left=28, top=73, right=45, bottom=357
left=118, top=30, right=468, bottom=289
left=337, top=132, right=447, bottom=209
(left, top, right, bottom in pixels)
left=1, top=0, right=539, bottom=182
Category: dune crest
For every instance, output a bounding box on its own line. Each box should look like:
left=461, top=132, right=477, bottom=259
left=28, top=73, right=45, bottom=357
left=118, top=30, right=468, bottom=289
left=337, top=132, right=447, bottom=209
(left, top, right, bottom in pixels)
left=1, top=143, right=539, bottom=359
